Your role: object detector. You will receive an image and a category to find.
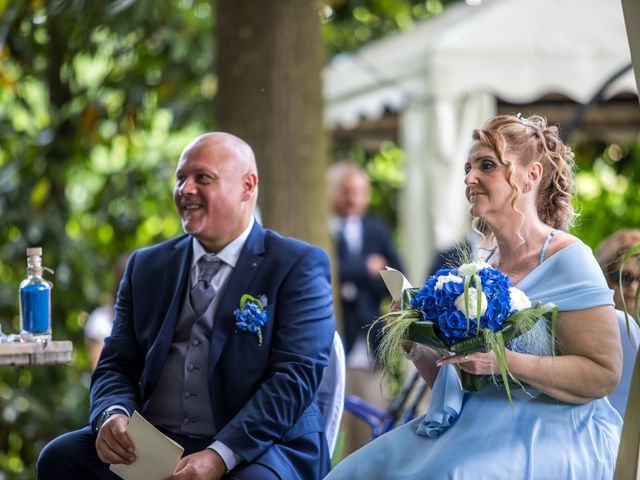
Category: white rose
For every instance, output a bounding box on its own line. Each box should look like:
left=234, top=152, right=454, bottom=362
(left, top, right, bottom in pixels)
left=454, top=287, right=488, bottom=319
left=457, top=260, right=492, bottom=277
left=509, top=287, right=531, bottom=311
left=435, top=273, right=463, bottom=290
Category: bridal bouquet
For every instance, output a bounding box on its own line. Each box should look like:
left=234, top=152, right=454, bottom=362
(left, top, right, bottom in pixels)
left=376, top=260, right=557, bottom=402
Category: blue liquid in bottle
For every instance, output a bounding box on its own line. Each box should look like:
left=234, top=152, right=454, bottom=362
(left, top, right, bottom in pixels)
left=19, top=247, right=53, bottom=342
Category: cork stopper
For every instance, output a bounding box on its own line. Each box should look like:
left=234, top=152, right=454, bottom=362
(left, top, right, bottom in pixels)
left=27, top=247, right=43, bottom=257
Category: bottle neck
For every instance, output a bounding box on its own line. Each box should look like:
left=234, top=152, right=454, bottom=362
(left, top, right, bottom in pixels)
left=27, top=257, right=44, bottom=277
left=26, top=256, right=53, bottom=278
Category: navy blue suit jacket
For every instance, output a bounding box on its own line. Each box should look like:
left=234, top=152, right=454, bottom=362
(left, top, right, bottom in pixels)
left=336, top=216, right=402, bottom=357
left=90, top=222, right=336, bottom=479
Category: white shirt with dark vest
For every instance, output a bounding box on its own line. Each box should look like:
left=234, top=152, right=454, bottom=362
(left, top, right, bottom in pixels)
left=143, top=217, right=255, bottom=470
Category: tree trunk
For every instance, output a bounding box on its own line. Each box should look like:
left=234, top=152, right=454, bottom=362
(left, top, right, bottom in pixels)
left=215, top=0, right=330, bottom=253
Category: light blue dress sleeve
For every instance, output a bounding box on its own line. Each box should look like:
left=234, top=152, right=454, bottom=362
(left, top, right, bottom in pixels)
left=517, top=243, right=614, bottom=311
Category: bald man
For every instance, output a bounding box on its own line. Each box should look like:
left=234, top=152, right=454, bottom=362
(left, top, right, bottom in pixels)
left=37, top=133, right=336, bottom=480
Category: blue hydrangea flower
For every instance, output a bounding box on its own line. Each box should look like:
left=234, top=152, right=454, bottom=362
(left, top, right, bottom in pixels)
left=412, top=264, right=515, bottom=346
left=234, top=295, right=268, bottom=346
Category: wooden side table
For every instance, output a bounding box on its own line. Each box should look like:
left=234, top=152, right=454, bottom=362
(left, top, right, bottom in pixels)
left=0, top=341, right=73, bottom=366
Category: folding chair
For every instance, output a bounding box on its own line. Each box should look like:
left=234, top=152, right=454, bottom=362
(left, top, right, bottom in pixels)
left=344, top=369, right=430, bottom=440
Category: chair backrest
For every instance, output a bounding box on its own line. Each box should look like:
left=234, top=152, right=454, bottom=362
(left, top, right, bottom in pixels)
left=316, top=331, right=346, bottom=455
left=610, top=309, right=640, bottom=417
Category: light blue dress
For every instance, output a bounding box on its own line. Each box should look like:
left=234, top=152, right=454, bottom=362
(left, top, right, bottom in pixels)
left=610, top=309, right=640, bottom=418
left=326, top=243, right=622, bottom=480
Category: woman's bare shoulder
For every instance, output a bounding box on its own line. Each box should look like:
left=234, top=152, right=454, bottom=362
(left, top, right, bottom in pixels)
left=545, top=231, right=581, bottom=259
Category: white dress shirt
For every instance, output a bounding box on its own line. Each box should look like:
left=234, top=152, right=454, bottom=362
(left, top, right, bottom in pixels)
left=191, top=217, right=254, bottom=472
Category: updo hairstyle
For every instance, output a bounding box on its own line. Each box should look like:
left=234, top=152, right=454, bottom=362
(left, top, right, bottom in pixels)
left=471, top=114, right=576, bottom=231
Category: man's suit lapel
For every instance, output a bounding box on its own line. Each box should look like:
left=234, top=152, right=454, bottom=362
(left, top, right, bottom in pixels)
left=143, top=236, right=192, bottom=391
left=208, top=221, right=266, bottom=372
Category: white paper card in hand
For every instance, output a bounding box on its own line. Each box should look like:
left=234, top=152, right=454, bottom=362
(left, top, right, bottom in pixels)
left=379, top=266, right=413, bottom=301
left=109, top=411, right=184, bottom=480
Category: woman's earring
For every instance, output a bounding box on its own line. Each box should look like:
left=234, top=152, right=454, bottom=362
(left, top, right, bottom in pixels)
left=523, top=184, right=531, bottom=193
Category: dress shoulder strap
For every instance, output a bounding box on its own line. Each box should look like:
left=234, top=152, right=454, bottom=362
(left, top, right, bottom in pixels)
left=539, top=229, right=558, bottom=265
left=484, top=246, right=498, bottom=263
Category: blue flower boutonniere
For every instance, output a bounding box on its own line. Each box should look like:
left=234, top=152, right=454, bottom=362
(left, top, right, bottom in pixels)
left=234, top=294, right=268, bottom=346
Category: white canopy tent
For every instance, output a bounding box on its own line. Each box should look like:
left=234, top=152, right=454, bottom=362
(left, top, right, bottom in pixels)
left=324, top=0, right=638, bottom=284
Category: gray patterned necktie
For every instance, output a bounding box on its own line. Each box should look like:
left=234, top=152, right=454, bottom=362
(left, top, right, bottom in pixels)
left=190, top=255, right=223, bottom=317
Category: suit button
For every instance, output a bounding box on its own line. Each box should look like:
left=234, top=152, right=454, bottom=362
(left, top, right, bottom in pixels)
left=191, top=339, right=200, bottom=346
left=187, top=363, right=195, bottom=371
left=183, top=417, right=190, bottom=424
left=184, top=391, right=191, bottom=398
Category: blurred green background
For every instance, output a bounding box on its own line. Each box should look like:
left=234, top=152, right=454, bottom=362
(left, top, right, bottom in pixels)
left=0, top=0, right=638, bottom=478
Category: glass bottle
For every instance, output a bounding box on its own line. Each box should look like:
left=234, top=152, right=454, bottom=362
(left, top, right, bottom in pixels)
left=19, top=247, right=53, bottom=342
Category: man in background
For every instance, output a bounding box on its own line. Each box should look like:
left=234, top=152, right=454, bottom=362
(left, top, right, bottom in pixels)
left=328, top=161, right=402, bottom=452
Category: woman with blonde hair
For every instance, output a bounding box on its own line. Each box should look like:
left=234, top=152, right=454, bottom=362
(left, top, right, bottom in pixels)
left=326, top=114, right=622, bottom=479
